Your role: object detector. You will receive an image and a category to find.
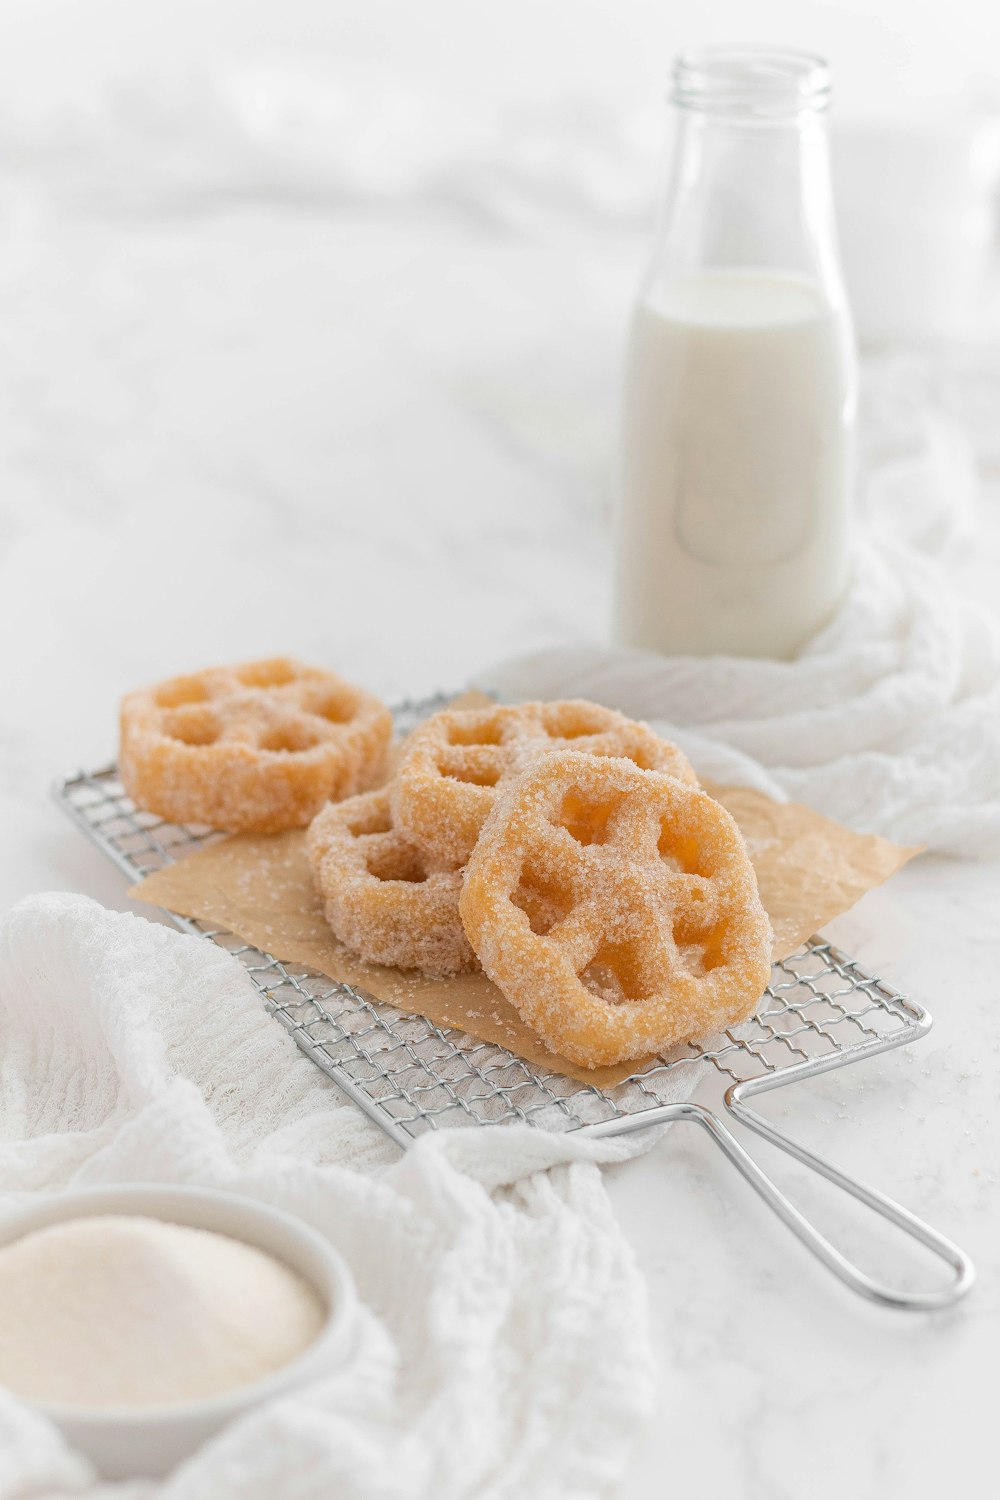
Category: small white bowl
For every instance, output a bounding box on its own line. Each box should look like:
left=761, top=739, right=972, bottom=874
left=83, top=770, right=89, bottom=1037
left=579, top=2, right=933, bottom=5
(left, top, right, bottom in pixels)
left=0, top=1184, right=359, bottom=1480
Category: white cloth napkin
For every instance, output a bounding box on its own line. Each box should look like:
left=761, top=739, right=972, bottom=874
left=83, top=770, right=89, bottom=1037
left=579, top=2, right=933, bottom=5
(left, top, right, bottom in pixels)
left=480, top=527, right=1000, bottom=858
left=0, top=893, right=665, bottom=1500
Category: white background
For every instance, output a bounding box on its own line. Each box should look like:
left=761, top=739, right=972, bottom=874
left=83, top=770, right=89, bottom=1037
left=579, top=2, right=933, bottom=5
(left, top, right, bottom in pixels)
left=1, top=3, right=998, bottom=1498
left=2, top=0, right=999, bottom=115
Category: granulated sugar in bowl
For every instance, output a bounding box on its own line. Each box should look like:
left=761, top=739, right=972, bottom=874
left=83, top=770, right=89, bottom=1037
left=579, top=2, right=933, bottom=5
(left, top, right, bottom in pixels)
left=0, top=1185, right=358, bottom=1478
left=0, top=1215, right=325, bottom=1406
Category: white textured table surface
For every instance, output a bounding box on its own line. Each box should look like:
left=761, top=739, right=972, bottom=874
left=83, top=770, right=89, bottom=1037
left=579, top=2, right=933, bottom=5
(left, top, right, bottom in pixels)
left=2, top=162, right=999, bottom=1500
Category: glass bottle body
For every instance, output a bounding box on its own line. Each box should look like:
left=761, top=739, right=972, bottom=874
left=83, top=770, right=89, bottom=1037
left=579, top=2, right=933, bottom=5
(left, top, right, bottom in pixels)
left=614, top=50, right=857, bottom=659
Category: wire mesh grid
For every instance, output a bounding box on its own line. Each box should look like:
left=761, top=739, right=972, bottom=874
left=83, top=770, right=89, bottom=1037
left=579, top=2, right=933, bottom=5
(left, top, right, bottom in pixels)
left=54, top=703, right=925, bottom=1148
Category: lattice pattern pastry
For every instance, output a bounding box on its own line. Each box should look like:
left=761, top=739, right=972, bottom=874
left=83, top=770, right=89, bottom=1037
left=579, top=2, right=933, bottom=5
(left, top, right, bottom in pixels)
left=460, top=750, right=772, bottom=1068
left=120, top=658, right=392, bottom=833
left=392, top=699, right=696, bottom=868
left=308, top=788, right=476, bottom=977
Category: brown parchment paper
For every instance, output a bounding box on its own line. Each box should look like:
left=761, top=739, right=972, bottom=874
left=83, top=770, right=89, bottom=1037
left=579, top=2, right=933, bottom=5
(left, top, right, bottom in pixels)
left=130, top=787, right=917, bottom=1089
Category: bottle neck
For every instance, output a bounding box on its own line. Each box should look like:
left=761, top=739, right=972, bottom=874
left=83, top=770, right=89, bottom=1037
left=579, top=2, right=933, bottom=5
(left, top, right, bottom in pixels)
left=644, top=53, right=848, bottom=310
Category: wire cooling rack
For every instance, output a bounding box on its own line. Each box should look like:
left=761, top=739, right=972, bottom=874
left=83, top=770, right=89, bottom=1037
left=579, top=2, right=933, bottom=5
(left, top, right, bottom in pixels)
left=52, top=698, right=974, bottom=1308
left=53, top=764, right=922, bottom=1146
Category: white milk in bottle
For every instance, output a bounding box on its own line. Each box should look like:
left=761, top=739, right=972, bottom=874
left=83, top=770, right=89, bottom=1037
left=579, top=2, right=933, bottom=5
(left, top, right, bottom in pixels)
left=614, top=50, right=857, bottom=659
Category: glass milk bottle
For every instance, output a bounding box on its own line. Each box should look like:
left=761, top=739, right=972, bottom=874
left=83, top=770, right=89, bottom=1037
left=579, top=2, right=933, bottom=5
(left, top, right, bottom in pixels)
left=614, top=49, right=857, bottom=659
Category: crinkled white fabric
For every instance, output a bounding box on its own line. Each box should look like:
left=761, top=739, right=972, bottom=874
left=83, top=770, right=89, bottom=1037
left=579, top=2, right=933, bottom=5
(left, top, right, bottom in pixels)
left=0, top=893, right=661, bottom=1500
left=480, top=530, right=1000, bottom=857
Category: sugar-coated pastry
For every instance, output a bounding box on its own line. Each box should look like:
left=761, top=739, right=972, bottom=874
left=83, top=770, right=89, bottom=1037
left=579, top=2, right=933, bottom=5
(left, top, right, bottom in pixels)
left=308, top=788, right=476, bottom=977
left=120, top=657, right=391, bottom=833
left=459, top=750, right=772, bottom=1068
left=393, top=699, right=696, bottom=868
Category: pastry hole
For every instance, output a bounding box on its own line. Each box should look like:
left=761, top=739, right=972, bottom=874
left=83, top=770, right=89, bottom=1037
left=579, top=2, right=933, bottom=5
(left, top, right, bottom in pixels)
left=162, top=709, right=220, bottom=746
left=155, top=676, right=209, bottom=709
left=581, top=940, right=649, bottom=1005
left=447, top=717, right=504, bottom=747
left=542, top=705, right=612, bottom=739
left=622, top=746, right=657, bottom=771
left=555, top=788, right=615, bottom=846
left=365, top=842, right=428, bottom=884
left=511, top=876, right=572, bottom=936
left=673, top=930, right=724, bottom=973
left=672, top=884, right=724, bottom=972
left=675, top=943, right=713, bottom=978
left=445, top=764, right=501, bottom=788
left=236, top=659, right=298, bottom=688
left=347, top=805, right=393, bottom=837
left=586, top=740, right=658, bottom=772
left=309, top=693, right=354, bottom=724
left=260, top=724, right=319, bottom=753
left=658, top=827, right=713, bottom=877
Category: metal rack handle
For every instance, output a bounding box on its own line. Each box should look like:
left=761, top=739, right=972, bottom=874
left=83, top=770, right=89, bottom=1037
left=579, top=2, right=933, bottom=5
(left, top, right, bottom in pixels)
left=705, top=1094, right=973, bottom=1310
left=587, top=1097, right=974, bottom=1309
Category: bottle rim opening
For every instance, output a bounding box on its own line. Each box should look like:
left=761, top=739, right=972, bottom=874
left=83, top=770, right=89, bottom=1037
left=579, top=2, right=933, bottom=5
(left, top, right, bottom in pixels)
left=673, top=46, right=832, bottom=118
